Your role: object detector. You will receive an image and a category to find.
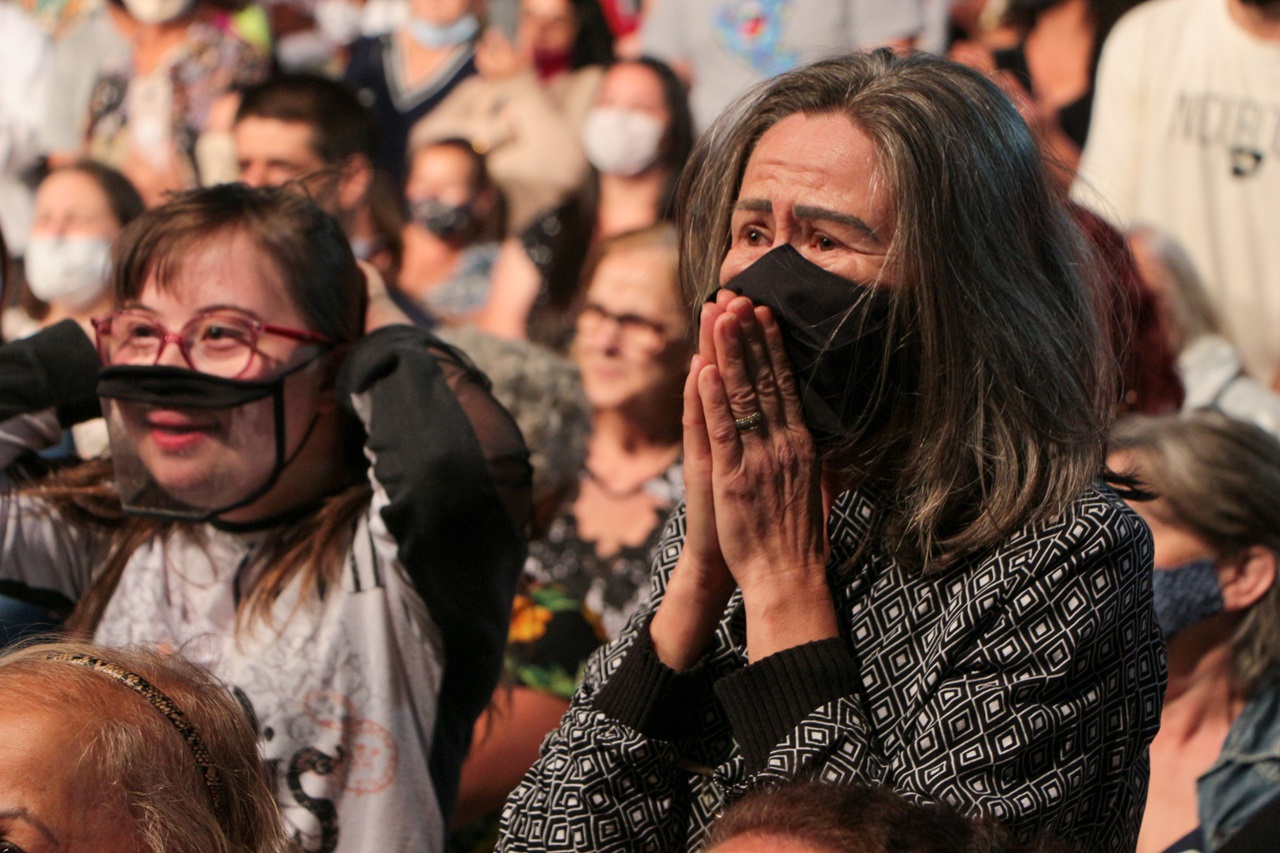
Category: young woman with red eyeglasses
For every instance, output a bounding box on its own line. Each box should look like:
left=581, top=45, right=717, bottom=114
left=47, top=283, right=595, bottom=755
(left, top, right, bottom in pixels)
left=0, top=183, right=531, bottom=853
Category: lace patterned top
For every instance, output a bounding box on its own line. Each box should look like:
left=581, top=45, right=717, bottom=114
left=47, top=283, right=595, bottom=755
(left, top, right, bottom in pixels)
left=85, top=21, right=268, bottom=188
left=510, top=460, right=683, bottom=698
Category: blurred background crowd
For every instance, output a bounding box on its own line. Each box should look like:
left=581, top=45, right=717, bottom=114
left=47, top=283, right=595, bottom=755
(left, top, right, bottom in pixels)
left=1, top=0, right=1279, bottom=851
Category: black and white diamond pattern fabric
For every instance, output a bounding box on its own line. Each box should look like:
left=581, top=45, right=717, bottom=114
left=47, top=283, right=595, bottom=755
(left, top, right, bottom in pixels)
left=498, top=485, right=1166, bottom=852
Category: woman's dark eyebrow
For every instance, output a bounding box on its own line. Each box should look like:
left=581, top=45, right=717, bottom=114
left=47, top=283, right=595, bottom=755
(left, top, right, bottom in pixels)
left=733, top=199, right=772, bottom=214
left=0, top=807, right=59, bottom=845
left=793, top=204, right=882, bottom=243
left=733, top=199, right=882, bottom=244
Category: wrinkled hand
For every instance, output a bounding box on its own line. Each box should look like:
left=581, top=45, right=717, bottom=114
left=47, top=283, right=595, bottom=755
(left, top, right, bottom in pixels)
left=696, top=295, right=829, bottom=602
left=648, top=294, right=736, bottom=670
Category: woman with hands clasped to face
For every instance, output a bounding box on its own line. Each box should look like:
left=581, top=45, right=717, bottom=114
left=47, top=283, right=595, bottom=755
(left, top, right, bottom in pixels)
left=651, top=110, right=892, bottom=670
left=500, top=51, right=1165, bottom=853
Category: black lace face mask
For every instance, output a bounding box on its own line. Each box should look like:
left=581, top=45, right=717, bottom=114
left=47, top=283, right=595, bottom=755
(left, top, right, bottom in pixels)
left=411, top=198, right=476, bottom=240
left=717, top=244, right=905, bottom=446
left=97, top=359, right=322, bottom=521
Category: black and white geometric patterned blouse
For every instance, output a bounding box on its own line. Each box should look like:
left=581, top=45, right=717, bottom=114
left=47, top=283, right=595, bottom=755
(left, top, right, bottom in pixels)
left=497, top=484, right=1166, bottom=852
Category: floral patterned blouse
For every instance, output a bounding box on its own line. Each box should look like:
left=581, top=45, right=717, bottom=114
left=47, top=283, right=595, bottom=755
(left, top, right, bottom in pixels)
left=85, top=20, right=267, bottom=189
left=506, top=459, right=684, bottom=700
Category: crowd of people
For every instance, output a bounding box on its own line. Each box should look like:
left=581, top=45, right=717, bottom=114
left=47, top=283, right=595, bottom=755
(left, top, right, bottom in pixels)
left=1, top=0, right=1278, bottom=852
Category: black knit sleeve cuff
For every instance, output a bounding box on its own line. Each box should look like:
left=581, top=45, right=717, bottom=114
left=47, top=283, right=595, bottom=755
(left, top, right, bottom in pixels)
left=29, top=320, right=103, bottom=427
left=714, top=638, right=862, bottom=773
left=593, top=619, right=719, bottom=741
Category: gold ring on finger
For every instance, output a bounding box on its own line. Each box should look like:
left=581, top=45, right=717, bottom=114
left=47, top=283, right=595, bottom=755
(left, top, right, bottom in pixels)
left=734, top=411, right=764, bottom=433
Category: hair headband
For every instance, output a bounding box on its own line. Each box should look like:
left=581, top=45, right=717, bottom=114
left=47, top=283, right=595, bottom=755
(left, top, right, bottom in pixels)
left=45, top=652, right=229, bottom=824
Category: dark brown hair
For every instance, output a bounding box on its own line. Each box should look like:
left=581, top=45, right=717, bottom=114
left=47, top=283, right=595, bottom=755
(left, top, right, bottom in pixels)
left=705, top=781, right=1070, bottom=853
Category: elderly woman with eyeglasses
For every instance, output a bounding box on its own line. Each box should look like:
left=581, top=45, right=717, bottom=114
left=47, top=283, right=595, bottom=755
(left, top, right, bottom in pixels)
left=451, top=224, right=689, bottom=838
left=0, top=183, right=531, bottom=853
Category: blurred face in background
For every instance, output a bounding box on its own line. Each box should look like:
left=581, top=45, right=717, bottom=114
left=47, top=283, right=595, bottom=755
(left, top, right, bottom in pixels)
left=26, top=170, right=123, bottom=316
left=573, top=245, right=689, bottom=414
left=581, top=62, right=672, bottom=177
left=409, top=0, right=472, bottom=26
left=234, top=118, right=328, bottom=190
left=404, top=143, right=494, bottom=242
left=594, top=61, right=670, bottom=131
left=519, top=0, right=578, bottom=54
left=406, top=143, right=477, bottom=210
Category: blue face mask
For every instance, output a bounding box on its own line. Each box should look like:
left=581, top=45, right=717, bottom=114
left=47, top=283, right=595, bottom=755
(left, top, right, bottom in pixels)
left=407, top=11, right=479, bottom=48
left=1151, top=558, right=1226, bottom=642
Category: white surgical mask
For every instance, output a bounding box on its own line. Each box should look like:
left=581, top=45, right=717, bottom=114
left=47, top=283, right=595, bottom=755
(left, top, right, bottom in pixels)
left=581, top=107, right=665, bottom=177
left=25, top=235, right=113, bottom=312
left=407, top=11, right=479, bottom=48
left=122, top=0, right=195, bottom=24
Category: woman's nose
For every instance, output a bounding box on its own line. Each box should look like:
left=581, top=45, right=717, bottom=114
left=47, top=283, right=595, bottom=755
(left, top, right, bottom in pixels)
left=153, top=334, right=190, bottom=368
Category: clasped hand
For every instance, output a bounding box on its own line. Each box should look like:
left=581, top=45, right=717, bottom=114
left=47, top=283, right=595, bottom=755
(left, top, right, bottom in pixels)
left=652, top=292, right=838, bottom=669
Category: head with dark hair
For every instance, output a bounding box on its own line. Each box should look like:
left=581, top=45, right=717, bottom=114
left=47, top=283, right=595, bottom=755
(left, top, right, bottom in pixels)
left=1112, top=411, right=1280, bottom=692
left=704, top=781, right=1070, bottom=853
left=519, top=0, right=615, bottom=72
left=111, top=183, right=362, bottom=346
left=680, top=50, right=1112, bottom=570
left=405, top=137, right=507, bottom=244
left=588, top=56, right=694, bottom=216
left=62, top=160, right=147, bottom=229
left=20, top=161, right=145, bottom=324
left=233, top=74, right=381, bottom=233
left=628, top=56, right=694, bottom=216
left=235, top=73, right=375, bottom=167
left=0, top=640, right=292, bottom=853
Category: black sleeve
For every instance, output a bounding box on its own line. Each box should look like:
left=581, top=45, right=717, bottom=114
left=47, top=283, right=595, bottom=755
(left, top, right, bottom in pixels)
left=336, top=324, right=531, bottom=823
left=0, top=320, right=102, bottom=426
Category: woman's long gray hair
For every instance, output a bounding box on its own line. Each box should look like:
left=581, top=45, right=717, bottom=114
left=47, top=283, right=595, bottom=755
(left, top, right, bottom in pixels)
left=678, top=50, right=1115, bottom=571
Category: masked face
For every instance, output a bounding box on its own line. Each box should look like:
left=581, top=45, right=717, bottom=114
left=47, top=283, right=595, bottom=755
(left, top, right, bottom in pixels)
left=1151, top=558, right=1226, bottom=643
left=406, top=9, right=480, bottom=47
left=25, top=235, right=112, bottom=311
left=583, top=62, right=671, bottom=177
left=718, top=245, right=902, bottom=445
left=122, top=0, right=195, bottom=25
left=716, top=113, right=902, bottom=445
left=99, top=233, right=338, bottom=522
left=410, top=197, right=476, bottom=239
left=581, top=107, right=664, bottom=177
left=28, top=169, right=123, bottom=314
left=406, top=143, right=485, bottom=239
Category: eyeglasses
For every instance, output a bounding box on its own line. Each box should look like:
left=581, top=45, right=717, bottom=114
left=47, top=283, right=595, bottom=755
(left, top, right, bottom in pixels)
left=576, top=302, right=671, bottom=352
left=92, top=309, right=332, bottom=379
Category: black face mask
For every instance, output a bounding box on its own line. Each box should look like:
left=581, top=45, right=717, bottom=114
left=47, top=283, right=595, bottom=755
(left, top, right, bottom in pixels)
left=97, top=358, right=322, bottom=521
left=718, top=244, right=904, bottom=446
left=411, top=197, right=476, bottom=239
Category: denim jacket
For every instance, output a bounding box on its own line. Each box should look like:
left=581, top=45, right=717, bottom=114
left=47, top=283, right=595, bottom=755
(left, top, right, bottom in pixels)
left=1200, top=671, right=1280, bottom=850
